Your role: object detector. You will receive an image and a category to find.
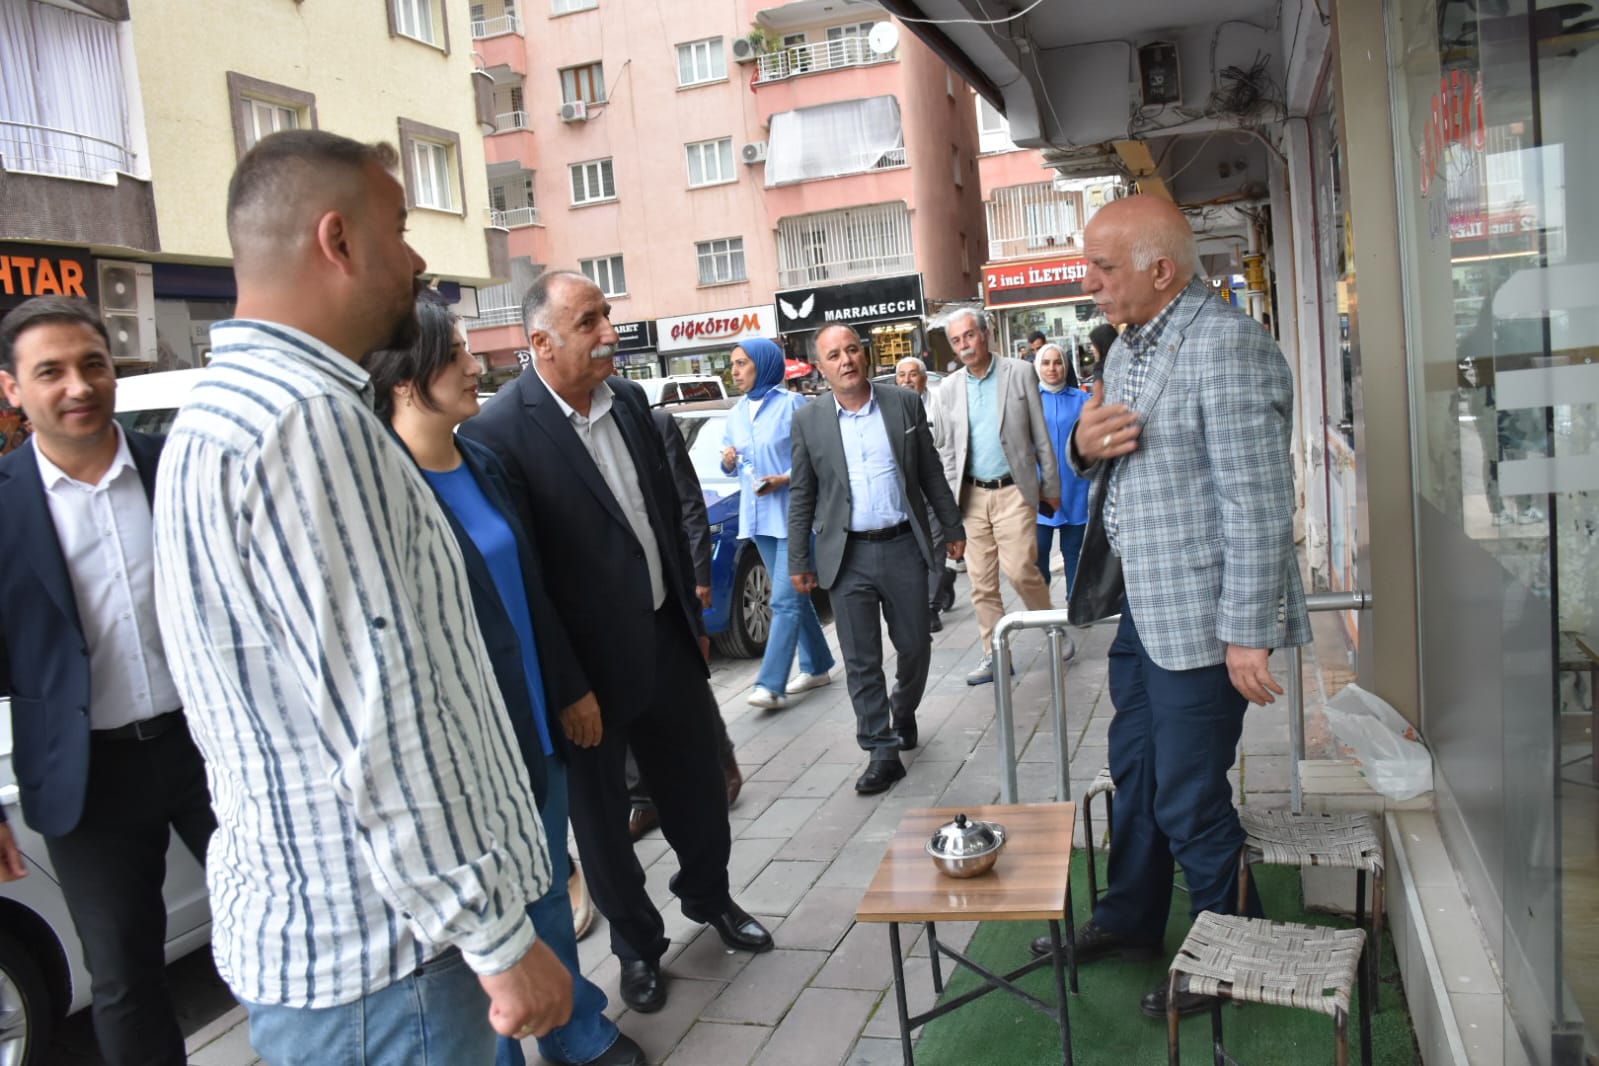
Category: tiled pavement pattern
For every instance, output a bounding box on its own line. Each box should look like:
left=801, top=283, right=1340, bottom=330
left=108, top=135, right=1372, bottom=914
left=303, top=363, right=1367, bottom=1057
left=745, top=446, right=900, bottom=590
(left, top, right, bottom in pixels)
left=179, top=569, right=1321, bottom=1066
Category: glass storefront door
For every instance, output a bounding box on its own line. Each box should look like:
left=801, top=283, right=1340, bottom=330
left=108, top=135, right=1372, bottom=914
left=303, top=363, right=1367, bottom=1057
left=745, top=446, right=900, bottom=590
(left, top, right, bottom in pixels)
left=1389, top=0, right=1598, bottom=1060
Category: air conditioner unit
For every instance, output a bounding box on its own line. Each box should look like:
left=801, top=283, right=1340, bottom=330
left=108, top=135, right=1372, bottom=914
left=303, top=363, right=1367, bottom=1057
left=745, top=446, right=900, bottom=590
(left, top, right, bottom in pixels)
left=97, top=260, right=157, bottom=364
left=741, top=140, right=768, bottom=165
left=731, top=37, right=757, bottom=63
left=560, top=100, right=588, bottom=123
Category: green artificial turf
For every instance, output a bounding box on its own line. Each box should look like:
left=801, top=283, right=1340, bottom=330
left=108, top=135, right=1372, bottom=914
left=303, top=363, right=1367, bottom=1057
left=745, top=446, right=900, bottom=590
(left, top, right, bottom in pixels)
left=910, top=856, right=1418, bottom=1065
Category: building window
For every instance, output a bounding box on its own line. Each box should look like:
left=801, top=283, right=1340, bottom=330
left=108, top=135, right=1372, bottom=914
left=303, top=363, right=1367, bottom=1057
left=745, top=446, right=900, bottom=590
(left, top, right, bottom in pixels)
left=226, top=73, right=317, bottom=160
left=775, top=201, right=914, bottom=288
left=765, top=96, right=905, bottom=186
left=976, top=95, right=1015, bottom=154
left=489, top=170, right=538, bottom=227
left=569, top=158, right=616, bottom=204
left=580, top=255, right=626, bottom=296
left=685, top=138, right=734, bottom=188
left=552, top=0, right=597, bottom=13
left=390, top=0, right=448, bottom=48
left=984, top=181, right=1083, bottom=259
left=398, top=118, right=465, bottom=214
left=696, top=237, right=746, bottom=285
left=952, top=146, right=963, bottom=187
left=676, top=38, right=726, bottom=86
left=824, top=22, right=874, bottom=67
left=561, top=62, right=606, bottom=103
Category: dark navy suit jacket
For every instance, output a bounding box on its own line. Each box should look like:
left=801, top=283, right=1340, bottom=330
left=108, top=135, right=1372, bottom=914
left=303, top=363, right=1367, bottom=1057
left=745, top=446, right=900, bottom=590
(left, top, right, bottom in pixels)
left=459, top=371, right=707, bottom=731
left=399, top=432, right=589, bottom=806
left=0, top=432, right=163, bottom=837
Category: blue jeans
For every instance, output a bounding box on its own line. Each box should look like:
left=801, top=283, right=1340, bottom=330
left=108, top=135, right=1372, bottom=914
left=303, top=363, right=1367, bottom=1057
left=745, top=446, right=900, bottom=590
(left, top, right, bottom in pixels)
left=1093, top=602, right=1262, bottom=942
left=244, top=948, right=495, bottom=1066
left=499, top=755, right=617, bottom=1066
left=1035, top=522, right=1086, bottom=594
left=752, top=535, right=834, bottom=693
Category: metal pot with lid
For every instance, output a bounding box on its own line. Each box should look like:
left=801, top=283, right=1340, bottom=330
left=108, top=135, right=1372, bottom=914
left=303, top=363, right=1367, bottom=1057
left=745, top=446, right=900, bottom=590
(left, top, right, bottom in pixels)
left=925, top=812, right=1007, bottom=878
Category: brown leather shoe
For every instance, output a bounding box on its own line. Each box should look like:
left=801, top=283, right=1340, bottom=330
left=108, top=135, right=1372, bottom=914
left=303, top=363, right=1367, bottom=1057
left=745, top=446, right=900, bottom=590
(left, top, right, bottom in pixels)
left=723, top=754, right=744, bottom=810
left=628, top=805, right=659, bottom=841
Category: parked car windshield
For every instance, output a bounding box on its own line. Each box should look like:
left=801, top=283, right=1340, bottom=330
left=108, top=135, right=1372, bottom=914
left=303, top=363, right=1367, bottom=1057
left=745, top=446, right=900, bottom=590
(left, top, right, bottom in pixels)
left=671, top=408, right=737, bottom=497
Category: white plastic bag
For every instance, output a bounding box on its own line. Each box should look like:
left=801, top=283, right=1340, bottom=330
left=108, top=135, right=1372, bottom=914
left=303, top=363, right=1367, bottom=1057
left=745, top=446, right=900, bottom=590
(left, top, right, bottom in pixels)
left=1322, top=683, right=1433, bottom=801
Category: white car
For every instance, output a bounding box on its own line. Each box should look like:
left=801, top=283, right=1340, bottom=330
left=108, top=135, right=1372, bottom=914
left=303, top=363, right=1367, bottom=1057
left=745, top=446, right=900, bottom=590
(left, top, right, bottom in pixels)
left=0, top=368, right=213, bottom=1064
left=635, top=374, right=727, bottom=406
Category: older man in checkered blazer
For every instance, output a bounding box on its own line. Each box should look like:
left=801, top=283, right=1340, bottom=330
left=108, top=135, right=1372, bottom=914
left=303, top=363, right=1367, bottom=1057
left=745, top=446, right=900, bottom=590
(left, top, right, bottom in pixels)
left=1030, top=194, right=1311, bottom=1020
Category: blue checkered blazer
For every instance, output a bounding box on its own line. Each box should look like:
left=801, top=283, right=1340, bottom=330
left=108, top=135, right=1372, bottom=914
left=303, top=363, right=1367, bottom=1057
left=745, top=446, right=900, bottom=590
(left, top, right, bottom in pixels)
left=1074, top=281, right=1311, bottom=671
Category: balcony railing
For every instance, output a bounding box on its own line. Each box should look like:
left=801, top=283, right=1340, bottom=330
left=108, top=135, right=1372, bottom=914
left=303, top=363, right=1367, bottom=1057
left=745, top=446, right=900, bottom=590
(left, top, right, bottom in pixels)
left=494, top=110, right=529, bottom=132
left=0, top=120, right=133, bottom=182
left=471, top=305, right=524, bottom=328
left=776, top=202, right=915, bottom=288
left=984, top=182, right=1083, bottom=262
left=871, top=147, right=906, bottom=170
left=754, top=38, right=897, bottom=84
left=471, top=13, right=522, bottom=37
left=490, top=205, right=540, bottom=228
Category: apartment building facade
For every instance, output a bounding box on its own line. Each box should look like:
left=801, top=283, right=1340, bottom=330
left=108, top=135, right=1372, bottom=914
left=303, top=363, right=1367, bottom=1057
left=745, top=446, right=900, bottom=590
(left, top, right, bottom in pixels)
left=0, top=0, right=500, bottom=395
left=464, top=0, right=988, bottom=383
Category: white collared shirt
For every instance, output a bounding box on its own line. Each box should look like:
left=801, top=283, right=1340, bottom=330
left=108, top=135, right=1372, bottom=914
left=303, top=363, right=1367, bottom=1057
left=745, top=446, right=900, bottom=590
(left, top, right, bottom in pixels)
left=537, top=368, right=666, bottom=608
left=36, top=424, right=180, bottom=731
left=833, top=392, right=909, bottom=532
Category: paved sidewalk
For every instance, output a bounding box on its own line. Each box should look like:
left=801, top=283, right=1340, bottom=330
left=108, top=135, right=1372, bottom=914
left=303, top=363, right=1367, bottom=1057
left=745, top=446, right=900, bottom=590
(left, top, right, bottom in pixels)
left=185, top=569, right=1312, bottom=1066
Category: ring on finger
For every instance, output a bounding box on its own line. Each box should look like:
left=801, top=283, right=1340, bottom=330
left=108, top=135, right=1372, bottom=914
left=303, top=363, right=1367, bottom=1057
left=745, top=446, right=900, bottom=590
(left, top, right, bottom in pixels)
left=1101, top=433, right=1114, bottom=449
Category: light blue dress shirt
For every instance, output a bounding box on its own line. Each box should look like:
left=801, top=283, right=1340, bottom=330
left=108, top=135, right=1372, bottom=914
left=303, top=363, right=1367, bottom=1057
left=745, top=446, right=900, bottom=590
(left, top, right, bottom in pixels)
left=722, top=389, right=808, bottom=539
left=964, top=359, right=1011, bottom=480
left=835, top=393, right=909, bottom=532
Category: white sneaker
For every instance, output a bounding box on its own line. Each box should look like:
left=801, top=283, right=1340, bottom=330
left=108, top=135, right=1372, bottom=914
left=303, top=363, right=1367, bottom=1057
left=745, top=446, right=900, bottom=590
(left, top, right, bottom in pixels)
left=785, top=671, right=833, bottom=695
left=747, top=686, right=794, bottom=710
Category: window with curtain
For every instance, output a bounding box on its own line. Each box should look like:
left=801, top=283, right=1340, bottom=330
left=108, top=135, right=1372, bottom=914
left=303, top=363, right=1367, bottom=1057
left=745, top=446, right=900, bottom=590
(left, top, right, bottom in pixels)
left=696, top=238, right=745, bottom=285
left=392, top=0, right=438, bottom=45
left=244, top=99, right=299, bottom=150
left=552, top=0, right=597, bottom=12
left=764, top=96, right=904, bottom=187
left=570, top=158, right=615, bottom=203
left=561, top=63, right=606, bottom=103
left=412, top=139, right=455, bottom=210
left=0, top=0, right=133, bottom=181
left=677, top=38, right=726, bottom=86
left=580, top=255, right=626, bottom=295
left=685, top=138, right=734, bottom=187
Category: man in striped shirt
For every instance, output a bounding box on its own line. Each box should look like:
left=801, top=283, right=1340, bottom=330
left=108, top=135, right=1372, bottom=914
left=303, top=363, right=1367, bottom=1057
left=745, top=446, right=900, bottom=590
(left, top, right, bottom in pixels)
left=152, top=130, right=571, bottom=1065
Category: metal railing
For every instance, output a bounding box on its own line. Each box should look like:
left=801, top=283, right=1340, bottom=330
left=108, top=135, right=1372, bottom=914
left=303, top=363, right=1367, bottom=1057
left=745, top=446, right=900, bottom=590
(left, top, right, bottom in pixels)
left=489, top=205, right=540, bottom=228
left=493, top=110, right=528, bottom=132
left=471, top=12, right=521, bottom=37
left=753, top=38, right=897, bottom=84
left=470, top=305, right=524, bottom=328
left=775, top=201, right=914, bottom=289
left=871, top=147, right=907, bottom=170
left=0, top=120, right=133, bottom=182
left=990, top=591, right=1375, bottom=809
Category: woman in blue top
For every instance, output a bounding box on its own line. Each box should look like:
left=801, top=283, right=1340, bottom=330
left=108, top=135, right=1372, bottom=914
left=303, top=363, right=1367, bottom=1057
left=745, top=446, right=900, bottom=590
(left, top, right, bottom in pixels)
left=719, top=338, right=836, bottom=709
left=368, top=302, right=640, bottom=1066
left=1035, top=343, right=1092, bottom=596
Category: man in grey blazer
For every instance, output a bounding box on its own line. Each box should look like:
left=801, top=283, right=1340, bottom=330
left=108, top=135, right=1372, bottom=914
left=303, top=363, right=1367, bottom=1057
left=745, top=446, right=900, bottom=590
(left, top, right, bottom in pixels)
left=928, top=309, right=1063, bottom=684
left=789, top=324, right=965, bottom=794
left=1032, top=194, right=1312, bottom=1019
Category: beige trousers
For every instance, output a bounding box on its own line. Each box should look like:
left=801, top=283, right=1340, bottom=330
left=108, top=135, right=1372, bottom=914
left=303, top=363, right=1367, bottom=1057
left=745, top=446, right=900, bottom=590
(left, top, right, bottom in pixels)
left=961, top=481, right=1053, bottom=652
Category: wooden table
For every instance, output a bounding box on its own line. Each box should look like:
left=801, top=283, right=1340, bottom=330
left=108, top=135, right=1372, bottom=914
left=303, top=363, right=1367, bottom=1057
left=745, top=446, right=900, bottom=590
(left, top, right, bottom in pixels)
left=856, top=803, right=1078, bottom=1065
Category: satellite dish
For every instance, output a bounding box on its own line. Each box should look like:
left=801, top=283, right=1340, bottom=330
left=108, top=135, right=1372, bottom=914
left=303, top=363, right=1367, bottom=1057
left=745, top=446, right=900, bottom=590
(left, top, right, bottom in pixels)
left=867, top=21, right=900, bottom=55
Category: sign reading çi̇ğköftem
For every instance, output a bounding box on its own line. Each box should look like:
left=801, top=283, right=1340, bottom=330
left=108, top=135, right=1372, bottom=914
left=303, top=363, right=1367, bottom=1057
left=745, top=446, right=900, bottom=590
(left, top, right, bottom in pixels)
left=772, top=273, right=926, bottom=332
left=656, top=304, right=779, bottom=353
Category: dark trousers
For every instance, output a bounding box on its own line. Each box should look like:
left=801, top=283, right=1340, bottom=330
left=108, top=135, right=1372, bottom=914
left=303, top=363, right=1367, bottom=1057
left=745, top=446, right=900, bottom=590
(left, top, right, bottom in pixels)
left=829, top=531, right=931, bottom=758
left=44, top=722, right=216, bottom=1066
left=564, top=605, right=732, bottom=963
left=626, top=708, right=736, bottom=811
left=1035, top=521, right=1086, bottom=593
left=1093, top=603, right=1261, bottom=943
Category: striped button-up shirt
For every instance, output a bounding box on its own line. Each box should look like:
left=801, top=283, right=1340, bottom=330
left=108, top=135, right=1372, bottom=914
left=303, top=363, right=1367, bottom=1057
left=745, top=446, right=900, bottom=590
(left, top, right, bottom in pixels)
left=152, top=320, right=549, bottom=1009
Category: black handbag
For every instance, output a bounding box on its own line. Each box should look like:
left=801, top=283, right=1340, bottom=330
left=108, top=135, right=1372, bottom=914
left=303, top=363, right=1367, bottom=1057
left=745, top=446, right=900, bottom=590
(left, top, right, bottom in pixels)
left=1067, top=456, right=1125, bottom=626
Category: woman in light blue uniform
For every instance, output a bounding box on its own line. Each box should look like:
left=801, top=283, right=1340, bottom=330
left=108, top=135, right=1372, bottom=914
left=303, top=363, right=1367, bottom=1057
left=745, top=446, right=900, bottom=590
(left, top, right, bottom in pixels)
left=719, top=338, right=836, bottom=708
left=1035, top=343, right=1092, bottom=594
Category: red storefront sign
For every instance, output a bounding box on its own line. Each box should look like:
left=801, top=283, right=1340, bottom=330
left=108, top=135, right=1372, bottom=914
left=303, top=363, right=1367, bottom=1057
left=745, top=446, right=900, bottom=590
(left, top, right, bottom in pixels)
left=982, top=255, right=1090, bottom=309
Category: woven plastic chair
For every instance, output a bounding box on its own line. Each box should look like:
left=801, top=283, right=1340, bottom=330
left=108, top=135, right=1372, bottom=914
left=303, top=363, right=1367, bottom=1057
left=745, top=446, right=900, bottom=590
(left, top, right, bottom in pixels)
left=1166, top=912, right=1368, bottom=1065
left=1081, top=767, right=1116, bottom=902
left=1235, top=807, right=1385, bottom=1063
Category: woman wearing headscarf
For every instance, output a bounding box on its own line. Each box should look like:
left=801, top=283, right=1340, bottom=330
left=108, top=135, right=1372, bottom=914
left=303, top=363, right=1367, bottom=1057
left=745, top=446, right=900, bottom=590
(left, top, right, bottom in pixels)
left=1035, top=343, right=1092, bottom=598
left=719, top=338, right=836, bottom=709
left=367, top=302, right=640, bottom=1066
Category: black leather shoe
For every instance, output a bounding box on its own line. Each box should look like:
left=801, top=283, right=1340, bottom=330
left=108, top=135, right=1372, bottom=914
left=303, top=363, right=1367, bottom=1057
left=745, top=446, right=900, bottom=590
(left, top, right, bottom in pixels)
left=627, top=806, right=658, bottom=842
left=929, top=610, right=943, bottom=633
left=565, top=1033, right=645, bottom=1066
left=856, top=757, right=907, bottom=794
left=893, top=720, right=918, bottom=751
left=684, top=901, right=773, bottom=953
left=618, top=959, right=666, bottom=1013
left=1140, top=979, right=1221, bottom=1019
left=722, top=754, right=744, bottom=811
left=1029, top=918, right=1161, bottom=962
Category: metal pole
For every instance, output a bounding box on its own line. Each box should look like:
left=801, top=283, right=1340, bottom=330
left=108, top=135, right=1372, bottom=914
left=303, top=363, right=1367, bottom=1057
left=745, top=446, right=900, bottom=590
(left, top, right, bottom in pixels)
left=1046, top=626, right=1071, bottom=802
left=994, top=620, right=1019, bottom=804
left=1287, top=645, right=1305, bottom=813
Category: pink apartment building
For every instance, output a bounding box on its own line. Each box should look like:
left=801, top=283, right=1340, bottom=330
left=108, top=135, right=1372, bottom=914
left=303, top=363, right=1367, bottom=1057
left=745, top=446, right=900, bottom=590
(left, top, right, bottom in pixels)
left=464, top=0, right=987, bottom=383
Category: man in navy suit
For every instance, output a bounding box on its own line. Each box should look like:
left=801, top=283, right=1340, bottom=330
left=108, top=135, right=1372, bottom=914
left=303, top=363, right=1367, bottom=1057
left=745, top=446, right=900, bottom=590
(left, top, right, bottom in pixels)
left=460, top=271, right=770, bottom=1015
left=0, top=296, right=215, bottom=1066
